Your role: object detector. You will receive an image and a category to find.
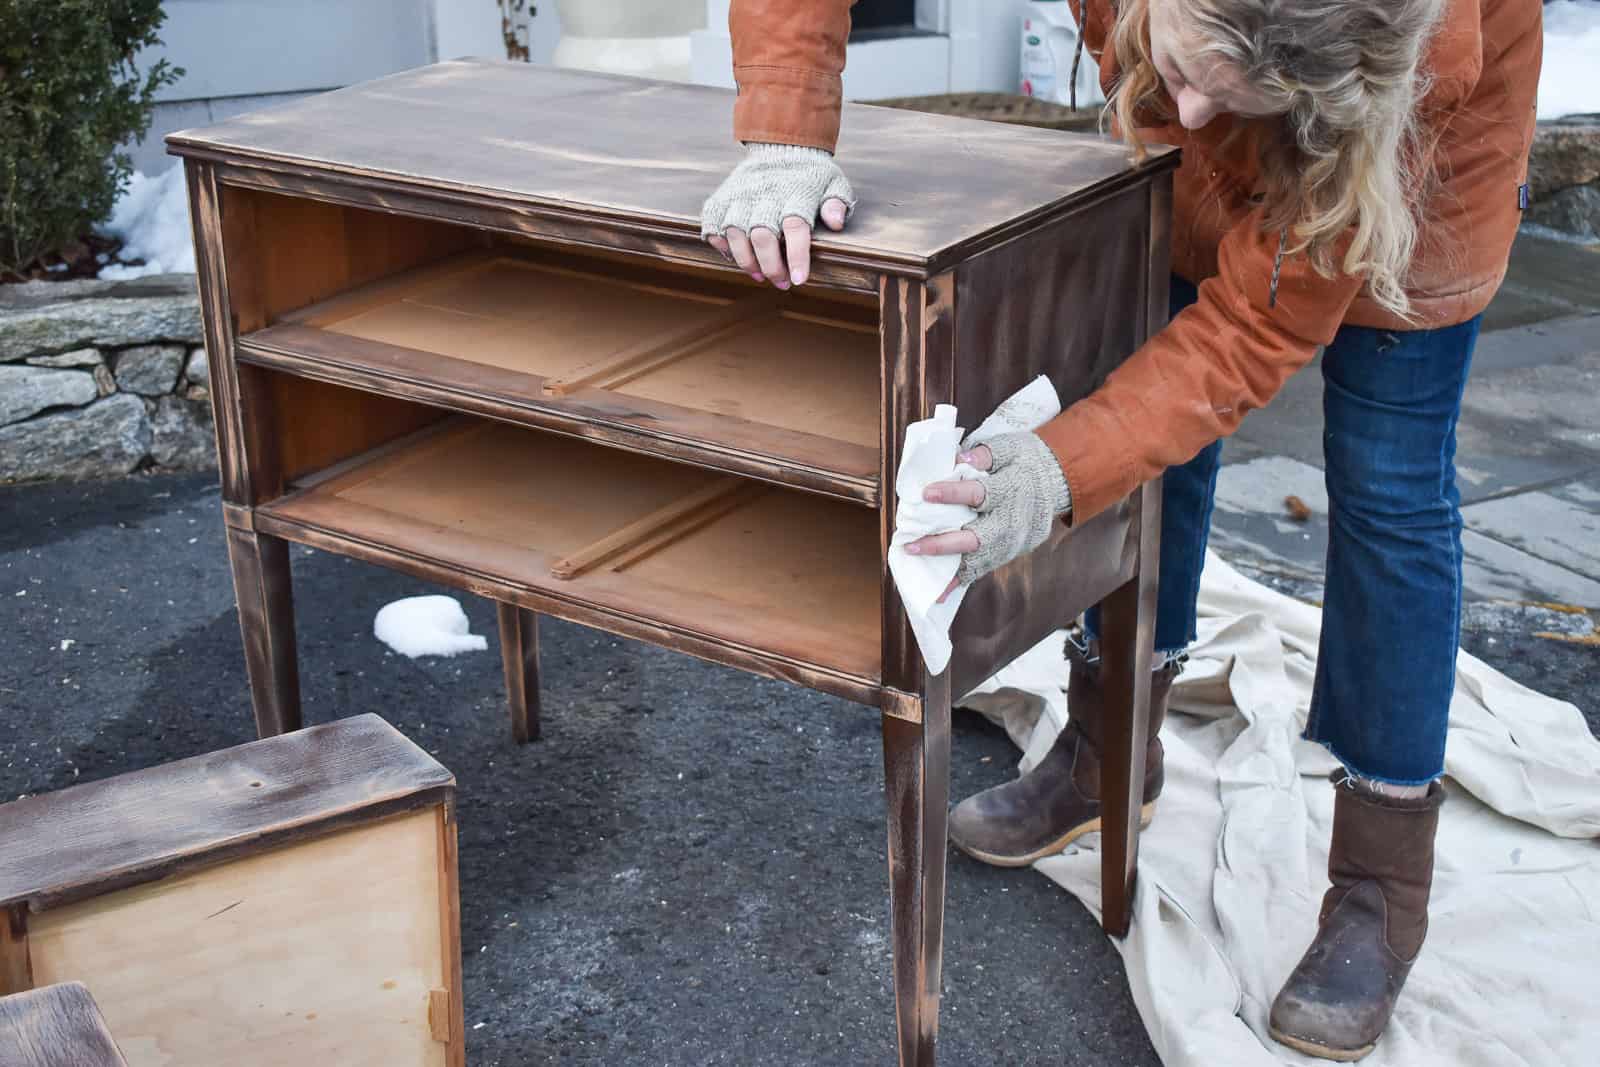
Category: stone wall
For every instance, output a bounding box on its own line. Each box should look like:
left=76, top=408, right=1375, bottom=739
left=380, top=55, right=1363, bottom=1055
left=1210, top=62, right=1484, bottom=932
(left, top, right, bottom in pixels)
left=1527, top=119, right=1600, bottom=242
left=1, top=275, right=216, bottom=483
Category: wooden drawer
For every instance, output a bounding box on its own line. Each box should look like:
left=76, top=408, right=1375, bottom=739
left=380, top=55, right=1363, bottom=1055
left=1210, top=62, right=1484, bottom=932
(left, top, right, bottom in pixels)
left=0, top=716, right=462, bottom=1067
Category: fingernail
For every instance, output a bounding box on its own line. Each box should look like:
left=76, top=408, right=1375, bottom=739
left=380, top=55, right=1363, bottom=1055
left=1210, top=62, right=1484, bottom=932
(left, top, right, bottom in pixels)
left=775, top=280, right=790, bottom=291
left=905, top=544, right=920, bottom=555
left=957, top=451, right=974, bottom=464
left=751, top=272, right=764, bottom=281
left=791, top=269, right=807, bottom=285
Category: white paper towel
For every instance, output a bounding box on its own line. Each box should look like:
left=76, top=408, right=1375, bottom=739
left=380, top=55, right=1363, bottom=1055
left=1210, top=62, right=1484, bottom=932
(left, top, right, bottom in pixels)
left=887, top=376, right=1062, bottom=674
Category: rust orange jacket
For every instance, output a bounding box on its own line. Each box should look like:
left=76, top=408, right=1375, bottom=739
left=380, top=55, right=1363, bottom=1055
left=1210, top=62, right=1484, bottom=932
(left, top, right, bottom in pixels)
left=727, top=0, right=1542, bottom=523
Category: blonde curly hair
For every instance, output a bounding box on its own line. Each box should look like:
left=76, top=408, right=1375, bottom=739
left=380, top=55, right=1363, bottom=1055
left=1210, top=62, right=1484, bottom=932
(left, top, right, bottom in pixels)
left=1108, top=0, right=1445, bottom=318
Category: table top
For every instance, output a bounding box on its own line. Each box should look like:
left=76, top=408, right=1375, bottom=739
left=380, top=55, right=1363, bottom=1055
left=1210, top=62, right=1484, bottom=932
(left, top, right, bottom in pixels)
left=0, top=714, right=452, bottom=912
left=167, top=61, right=1175, bottom=273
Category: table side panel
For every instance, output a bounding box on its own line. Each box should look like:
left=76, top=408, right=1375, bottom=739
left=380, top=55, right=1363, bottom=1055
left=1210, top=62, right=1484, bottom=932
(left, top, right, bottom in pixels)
left=947, top=183, right=1153, bottom=691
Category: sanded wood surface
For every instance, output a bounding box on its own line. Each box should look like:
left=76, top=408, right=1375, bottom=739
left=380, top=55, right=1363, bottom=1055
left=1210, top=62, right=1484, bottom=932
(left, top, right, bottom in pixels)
left=0, top=714, right=452, bottom=912
left=551, top=477, right=748, bottom=579
left=258, top=423, right=882, bottom=684
left=28, top=809, right=451, bottom=1067
left=167, top=60, right=1174, bottom=274
left=0, top=983, right=129, bottom=1067
left=241, top=252, right=881, bottom=501
left=316, top=255, right=879, bottom=447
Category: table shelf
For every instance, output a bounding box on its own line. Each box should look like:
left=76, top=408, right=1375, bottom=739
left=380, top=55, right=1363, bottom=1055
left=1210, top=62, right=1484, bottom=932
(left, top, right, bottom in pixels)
left=258, top=420, right=884, bottom=699
left=238, top=251, right=883, bottom=505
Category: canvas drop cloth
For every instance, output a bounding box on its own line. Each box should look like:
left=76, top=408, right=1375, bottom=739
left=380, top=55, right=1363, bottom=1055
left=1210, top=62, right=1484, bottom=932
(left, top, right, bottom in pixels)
left=961, top=551, right=1600, bottom=1067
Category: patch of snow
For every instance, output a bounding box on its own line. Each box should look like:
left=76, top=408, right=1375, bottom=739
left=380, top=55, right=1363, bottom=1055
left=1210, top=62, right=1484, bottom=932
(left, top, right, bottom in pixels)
left=373, top=595, right=487, bottom=658
left=95, top=165, right=195, bottom=279
left=1541, top=1, right=1600, bottom=120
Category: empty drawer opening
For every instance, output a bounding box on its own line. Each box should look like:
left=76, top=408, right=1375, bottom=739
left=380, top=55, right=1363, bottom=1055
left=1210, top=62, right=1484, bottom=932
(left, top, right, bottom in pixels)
left=220, top=188, right=884, bottom=504
left=262, top=419, right=883, bottom=686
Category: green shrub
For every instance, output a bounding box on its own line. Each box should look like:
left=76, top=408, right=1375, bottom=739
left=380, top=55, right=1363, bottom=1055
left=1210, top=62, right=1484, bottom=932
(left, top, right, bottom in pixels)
left=0, top=0, right=182, bottom=276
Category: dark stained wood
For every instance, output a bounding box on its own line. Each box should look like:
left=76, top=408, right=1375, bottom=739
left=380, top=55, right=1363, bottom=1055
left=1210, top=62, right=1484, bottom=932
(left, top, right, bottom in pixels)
left=212, top=160, right=885, bottom=295
left=944, top=188, right=1149, bottom=695
left=1096, top=478, right=1162, bottom=938
left=497, top=604, right=542, bottom=744
left=1145, top=172, right=1175, bottom=344
left=0, top=715, right=453, bottom=913
left=0, top=907, right=29, bottom=996
left=225, top=524, right=302, bottom=737
left=881, top=673, right=951, bottom=1067
left=0, top=983, right=130, bottom=1067
left=188, top=162, right=253, bottom=506
left=166, top=60, right=1175, bottom=278
left=169, top=62, right=1175, bottom=1066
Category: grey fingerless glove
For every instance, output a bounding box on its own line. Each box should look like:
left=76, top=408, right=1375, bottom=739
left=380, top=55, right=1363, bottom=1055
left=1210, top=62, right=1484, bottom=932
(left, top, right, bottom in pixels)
left=700, top=143, right=855, bottom=237
left=954, top=432, right=1073, bottom=586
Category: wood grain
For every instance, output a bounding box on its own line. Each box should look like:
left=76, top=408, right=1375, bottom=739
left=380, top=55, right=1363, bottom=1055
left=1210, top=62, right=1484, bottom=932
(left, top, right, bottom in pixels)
left=551, top=477, right=748, bottom=579
left=1097, top=479, right=1162, bottom=939
left=542, top=292, right=777, bottom=396
left=225, top=523, right=303, bottom=737
left=497, top=604, right=542, bottom=744
left=167, top=61, right=1176, bottom=277
left=880, top=674, right=951, bottom=1067
left=257, top=426, right=882, bottom=692
left=945, top=187, right=1150, bottom=696
left=0, top=983, right=130, bottom=1067
left=0, top=714, right=453, bottom=912
left=434, top=801, right=466, bottom=1067
left=1, top=907, right=29, bottom=996
left=28, top=810, right=449, bottom=1067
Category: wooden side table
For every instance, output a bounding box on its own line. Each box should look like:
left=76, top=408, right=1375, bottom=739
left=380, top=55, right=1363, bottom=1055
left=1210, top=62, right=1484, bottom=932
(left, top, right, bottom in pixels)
left=168, top=61, right=1176, bottom=1066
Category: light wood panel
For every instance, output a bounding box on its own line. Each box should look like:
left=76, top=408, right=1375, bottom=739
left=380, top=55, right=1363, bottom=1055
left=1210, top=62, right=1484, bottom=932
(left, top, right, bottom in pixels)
left=260, top=423, right=882, bottom=684
left=320, top=256, right=880, bottom=449
left=29, top=810, right=449, bottom=1067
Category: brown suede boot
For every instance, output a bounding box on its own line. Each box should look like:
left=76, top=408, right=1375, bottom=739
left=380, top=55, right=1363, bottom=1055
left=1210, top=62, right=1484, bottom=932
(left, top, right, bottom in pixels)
left=1269, top=772, right=1445, bottom=1061
left=948, top=639, right=1180, bottom=867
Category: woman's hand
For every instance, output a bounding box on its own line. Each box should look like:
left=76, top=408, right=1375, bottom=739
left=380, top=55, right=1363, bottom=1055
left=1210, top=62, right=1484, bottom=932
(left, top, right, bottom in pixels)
left=905, top=432, right=1073, bottom=601
left=700, top=143, right=854, bottom=288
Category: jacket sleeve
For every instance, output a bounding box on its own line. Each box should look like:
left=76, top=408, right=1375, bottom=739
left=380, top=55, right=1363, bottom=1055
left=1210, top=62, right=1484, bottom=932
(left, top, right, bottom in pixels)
left=1035, top=211, right=1364, bottom=524
left=729, top=0, right=855, bottom=151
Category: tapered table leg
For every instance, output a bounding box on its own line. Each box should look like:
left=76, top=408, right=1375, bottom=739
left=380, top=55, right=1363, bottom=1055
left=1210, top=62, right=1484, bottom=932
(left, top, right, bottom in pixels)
left=497, top=603, right=542, bottom=743
left=880, top=675, right=951, bottom=1067
left=226, top=525, right=302, bottom=738
left=1097, top=478, right=1162, bottom=937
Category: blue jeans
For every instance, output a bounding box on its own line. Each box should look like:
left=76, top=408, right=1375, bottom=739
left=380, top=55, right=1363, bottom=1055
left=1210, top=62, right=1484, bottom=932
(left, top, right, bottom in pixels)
left=1089, top=276, right=1480, bottom=784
